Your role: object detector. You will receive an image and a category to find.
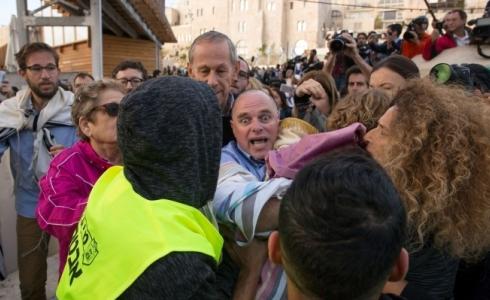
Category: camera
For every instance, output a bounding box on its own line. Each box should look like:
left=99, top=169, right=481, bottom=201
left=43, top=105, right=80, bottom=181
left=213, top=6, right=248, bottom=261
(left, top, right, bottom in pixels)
left=469, top=1, right=490, bottom=58
left=403, top=22, right=417, bottom=41
left=329, top=35, right=349, bottom=53
left=403, top=16, right=429, bottom=41
left=471, top=17, right=490, bottom=44
left=430, top=63, right=490, bottom=93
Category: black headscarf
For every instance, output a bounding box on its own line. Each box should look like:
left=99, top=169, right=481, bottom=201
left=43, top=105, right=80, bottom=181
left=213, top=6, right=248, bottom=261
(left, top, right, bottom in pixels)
left=117, top=76, right=222, bottom=208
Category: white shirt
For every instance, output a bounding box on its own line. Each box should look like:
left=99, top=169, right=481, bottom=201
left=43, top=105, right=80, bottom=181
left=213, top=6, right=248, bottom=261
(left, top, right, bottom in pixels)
left=454, top=30, right=470, bottom=47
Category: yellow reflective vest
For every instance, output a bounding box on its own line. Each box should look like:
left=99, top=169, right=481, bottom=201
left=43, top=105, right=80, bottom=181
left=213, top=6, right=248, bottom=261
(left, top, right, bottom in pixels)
left=56, top=166, right=223, bottom=300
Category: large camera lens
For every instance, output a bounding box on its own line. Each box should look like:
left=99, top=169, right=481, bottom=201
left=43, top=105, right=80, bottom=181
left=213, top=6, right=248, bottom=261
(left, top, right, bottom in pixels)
left=330, top=38, right=345, bottom=52
left=430, top=63, right=453, bottom=84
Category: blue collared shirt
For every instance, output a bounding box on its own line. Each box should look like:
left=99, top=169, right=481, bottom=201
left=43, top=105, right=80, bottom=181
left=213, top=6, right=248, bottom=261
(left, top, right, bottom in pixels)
left=221, top=141, right=265, bottom=180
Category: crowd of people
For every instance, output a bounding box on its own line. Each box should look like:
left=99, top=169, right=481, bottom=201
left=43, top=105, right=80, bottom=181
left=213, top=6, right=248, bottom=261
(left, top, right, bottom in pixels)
left=0, top=6, right=490, bottom=300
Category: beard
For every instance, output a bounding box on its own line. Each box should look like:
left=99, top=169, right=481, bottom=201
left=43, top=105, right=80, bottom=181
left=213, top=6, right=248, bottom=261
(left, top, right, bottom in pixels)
left=27, top=78, right=59, bottom=100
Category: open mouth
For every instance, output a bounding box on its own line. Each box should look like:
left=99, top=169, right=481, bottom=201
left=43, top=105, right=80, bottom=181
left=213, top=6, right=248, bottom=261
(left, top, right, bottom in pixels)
left=250, top=138, right=268, bottom=145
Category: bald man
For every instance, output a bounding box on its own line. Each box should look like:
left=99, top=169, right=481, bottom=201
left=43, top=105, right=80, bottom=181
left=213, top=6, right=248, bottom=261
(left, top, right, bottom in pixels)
left=213, top=90, right=292, bottom=299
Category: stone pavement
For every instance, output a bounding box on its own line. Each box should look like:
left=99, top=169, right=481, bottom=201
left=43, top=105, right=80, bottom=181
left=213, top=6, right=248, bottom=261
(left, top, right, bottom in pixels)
left=0, top=254, right=59, bottom=300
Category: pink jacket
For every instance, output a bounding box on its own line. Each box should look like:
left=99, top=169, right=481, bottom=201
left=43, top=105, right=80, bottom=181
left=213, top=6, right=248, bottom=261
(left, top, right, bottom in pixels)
left=266, top=123, right=366, bottom=179
left=36, top=140, right=113, bottom=276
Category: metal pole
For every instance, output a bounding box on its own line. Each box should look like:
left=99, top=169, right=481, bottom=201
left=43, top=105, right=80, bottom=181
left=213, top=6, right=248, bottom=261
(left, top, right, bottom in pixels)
left=90, top=0, right=103, bottom=79
left=156, top=42, right=162, bottom=71
left=16, top=0, right=28, bottom=46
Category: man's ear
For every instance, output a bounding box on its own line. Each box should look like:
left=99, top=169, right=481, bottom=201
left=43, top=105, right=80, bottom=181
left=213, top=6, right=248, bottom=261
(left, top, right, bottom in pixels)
left=268, top=231, right=282, bottom=265
left=388, top=248, right=409, bottom=282
left=233, top=60, right=240, bottom=81
left=18, top=69, right=26, bottom=80
left=187, top=62, right=193, bottom=77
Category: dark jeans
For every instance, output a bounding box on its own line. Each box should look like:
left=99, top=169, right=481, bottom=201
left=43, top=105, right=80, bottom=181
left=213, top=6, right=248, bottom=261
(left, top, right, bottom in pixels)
left=17, top=215, right=49, bottom=300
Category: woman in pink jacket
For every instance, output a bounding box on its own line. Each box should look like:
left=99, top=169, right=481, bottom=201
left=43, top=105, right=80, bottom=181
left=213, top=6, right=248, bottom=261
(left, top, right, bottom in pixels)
left=36, top=80, right=125, bottom=276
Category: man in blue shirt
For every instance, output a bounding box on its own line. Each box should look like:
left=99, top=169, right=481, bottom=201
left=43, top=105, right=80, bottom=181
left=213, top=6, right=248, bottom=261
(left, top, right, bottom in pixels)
left=214, top=90, right=292, bottom=298
left=0, top=42, right=76, bottom=299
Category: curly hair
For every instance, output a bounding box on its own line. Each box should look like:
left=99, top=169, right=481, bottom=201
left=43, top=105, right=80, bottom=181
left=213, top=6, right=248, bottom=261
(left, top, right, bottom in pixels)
left=384, top=79, right=490, bottom=260
left=72, top=80, right=125, bottom=140
left=327, top=89, right=391, bottom=131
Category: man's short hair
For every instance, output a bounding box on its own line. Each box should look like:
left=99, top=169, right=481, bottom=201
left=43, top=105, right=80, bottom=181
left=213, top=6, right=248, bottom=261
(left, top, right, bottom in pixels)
left=188, top=31, right=237, bottom=65
left=231, top=89, right=278, bottom=118
left=279, top=148, right=407, bottom=299
left=72, top=72, right=94, bottom=84
left=450, top=9, right=467, bottom=21
left=111, top=60, right=148, bottom=80
left=388, top=23, right=403, bottom=36
left=15, top=42, right=59, bottom=70
left=357, top=32, right=368, bottom=39
left=346, top=65, right=365, bottom=82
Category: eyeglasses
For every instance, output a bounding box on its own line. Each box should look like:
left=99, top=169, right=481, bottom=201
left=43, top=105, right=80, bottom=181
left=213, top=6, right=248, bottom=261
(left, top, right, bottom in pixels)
left=25, top=64, right=58, bottom=74
left=117, top=78, right=143, bottom=86
left=91, top=102, right=120, bottom=117
left=238, top=71, right=249, bottom=79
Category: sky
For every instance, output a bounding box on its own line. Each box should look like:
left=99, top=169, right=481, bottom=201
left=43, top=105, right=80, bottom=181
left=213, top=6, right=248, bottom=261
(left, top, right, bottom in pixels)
left=0, top=0, right=177, bottom=26
left=0, top=1, right=19, bottom=26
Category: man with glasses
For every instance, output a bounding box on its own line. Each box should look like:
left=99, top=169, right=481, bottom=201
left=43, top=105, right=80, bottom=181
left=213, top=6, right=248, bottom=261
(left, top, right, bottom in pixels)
left=0, top=42, right=77, bottom=299
left=111, top=60, right=148, bottom=93
left=231, top=56, right=250, bottom=98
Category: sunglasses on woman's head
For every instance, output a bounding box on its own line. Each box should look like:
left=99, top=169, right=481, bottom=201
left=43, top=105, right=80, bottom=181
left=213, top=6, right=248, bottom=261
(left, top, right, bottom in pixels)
left=92, top=102, right=120, bottom=117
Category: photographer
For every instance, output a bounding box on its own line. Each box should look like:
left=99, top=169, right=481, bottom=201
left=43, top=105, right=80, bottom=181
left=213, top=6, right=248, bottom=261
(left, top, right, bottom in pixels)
left=293, top=70, right=339, bottom=132
left=367, top=31, right=385, bottom=65
left=401, top=16, right=431, bottom=58
left=323, top=32, right=373, bottom=91
left=422, top=9, right=471, bottom=60
left=356, top=32, right=371, bottom=59
left=370, top=24, right=403, bottom=57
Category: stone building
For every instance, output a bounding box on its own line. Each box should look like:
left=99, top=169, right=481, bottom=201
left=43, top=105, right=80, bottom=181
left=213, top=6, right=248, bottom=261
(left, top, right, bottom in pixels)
left=165, top=0, right=336, bottom=65
left=164, top=0, right=487, bottom=65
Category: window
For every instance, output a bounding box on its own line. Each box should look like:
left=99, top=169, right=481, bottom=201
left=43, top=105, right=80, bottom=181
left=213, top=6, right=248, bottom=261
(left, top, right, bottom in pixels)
left=297, top=20, right=306, bottom=32
left=381, top=10, right=396, bottom=20
left=331, top=10, right=342, bottom=18
left=290, top=2, right=294, bottom=9
left=267, top=0, right=276, bottom=11
left=236, top=40, right=248, bottom=57
left=212, top=6, right=215, bottom=15
left=238, top=21, right=247, bottom=33
left=240, top=0, right=248, bottom=11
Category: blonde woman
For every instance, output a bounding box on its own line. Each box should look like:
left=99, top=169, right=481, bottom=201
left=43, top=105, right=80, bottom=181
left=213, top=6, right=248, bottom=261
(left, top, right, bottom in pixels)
left=328, top=89, right=391, bottom=131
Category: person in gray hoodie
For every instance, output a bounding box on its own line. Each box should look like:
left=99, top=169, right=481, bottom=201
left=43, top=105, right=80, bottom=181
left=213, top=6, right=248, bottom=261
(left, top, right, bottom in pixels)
left=56, top=76, right=224, bottom=299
